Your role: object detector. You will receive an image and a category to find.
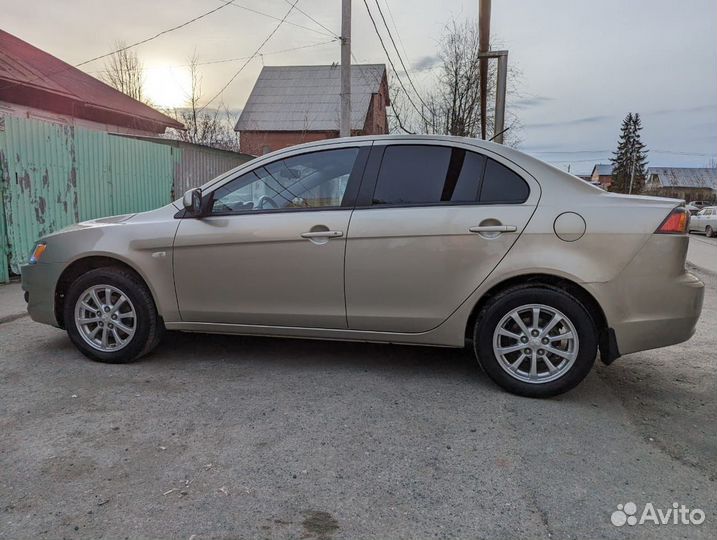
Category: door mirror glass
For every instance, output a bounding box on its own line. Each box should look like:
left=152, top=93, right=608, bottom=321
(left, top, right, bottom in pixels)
left=183, top=188, right=204, bottom=216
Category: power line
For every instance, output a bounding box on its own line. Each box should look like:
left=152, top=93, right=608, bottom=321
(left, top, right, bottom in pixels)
left=350, top=53, right=412, bottom=133
left=533, top=148, right=715, bottom=157
left=282, top=0, right=339, bottom=38
left=222, top=1, right=336, bottom=38
left=75, top=1, right=236, bottom=67
left=381, top=0, right=411, bottom=68
left=361, top=0, right=430, bottom=126
left=372, top=0, right=428, bottom=111
left=198, top=39, right=338, bottom=66
left=0, top=1, right=238, bottom=92
left=88, top=39, right=338, bottom=74
left=652, top=149, right=716, bottom=156
left=199, top=0, right=301, bottom=112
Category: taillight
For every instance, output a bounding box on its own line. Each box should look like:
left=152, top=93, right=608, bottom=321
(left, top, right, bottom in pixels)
left=655, top=207, right=689, bottom=234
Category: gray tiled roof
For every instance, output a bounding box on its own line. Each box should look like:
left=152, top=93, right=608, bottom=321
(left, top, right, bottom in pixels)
left=592, top=163, right=613, bottom=176
left=235, top=64, right=386, bottom=132
left=647, top=167, right=717, bottom=189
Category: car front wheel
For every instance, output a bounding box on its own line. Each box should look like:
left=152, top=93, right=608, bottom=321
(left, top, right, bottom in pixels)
left=473, top=285, right=598, bottom=398
left=63, top=267, right=163, bottom=363
left=706, top=225, right=714, bottom=238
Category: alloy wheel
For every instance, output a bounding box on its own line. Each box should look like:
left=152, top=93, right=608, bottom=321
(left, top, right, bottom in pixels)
left=74, top=284, right=137, bottom=352
left=492, top=303, right=579, bottom=384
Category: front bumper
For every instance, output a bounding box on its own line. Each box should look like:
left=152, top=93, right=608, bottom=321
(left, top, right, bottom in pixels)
left=20, top=262, right=65, bottom=327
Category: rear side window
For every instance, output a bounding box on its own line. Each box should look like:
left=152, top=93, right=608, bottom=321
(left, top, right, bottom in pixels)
left=372, top=145, right=485, bottom=205
left=480, top=159, right=530, bottom=203
left=370, top=144, right=528, bottom=206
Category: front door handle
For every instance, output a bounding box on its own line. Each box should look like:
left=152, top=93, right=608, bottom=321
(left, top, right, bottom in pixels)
left=469, top=225, right=518, bottom=233
left=300, top=230, right=344, bottom=239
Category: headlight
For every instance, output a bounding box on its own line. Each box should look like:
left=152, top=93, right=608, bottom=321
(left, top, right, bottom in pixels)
left=29, top=242, right=47, bottom=264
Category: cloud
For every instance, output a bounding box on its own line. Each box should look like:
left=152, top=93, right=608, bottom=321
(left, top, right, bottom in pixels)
left=649, top=104, right=716, bottom=115
left=412, top=55, right=440, bottom=72
left=510, top=95, right=554, bottom=109
left=524, top=115, right=612, bottom=129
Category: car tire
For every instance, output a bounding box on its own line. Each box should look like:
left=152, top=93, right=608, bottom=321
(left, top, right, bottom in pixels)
left=706, top=225, right=714, bottom=238
left=473, top=285, right=598, bottom=398
left=63, top=267, right=164, bottom=363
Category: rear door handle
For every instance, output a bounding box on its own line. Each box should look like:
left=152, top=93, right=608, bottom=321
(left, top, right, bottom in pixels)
left=300, top=230, right=344, bottom=239
left=469, top=225, right=518, bottom=233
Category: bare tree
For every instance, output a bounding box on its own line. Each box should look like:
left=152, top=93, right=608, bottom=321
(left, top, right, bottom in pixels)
left=388, top=19, right=521, bottom=146
left=166, top=53, right=240, bottom=151
left=101, top=42, right=146, bottom=102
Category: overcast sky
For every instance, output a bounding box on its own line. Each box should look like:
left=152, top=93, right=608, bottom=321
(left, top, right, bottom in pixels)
left=4, top=0, right=715, bottom=173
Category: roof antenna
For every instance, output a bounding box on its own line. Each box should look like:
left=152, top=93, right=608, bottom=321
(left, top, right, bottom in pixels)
left=489, top=126, right=509, bottom=142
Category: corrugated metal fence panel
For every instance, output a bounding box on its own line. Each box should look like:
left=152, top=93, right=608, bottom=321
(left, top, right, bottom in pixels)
left=0, top=119, right=9, bottom=283
left=75, top=127, right=113, bottom=221
left=174, top=144, right=252, bottom=196
left=1, top=117, right=79, bottom=274
left=109, top=136, right=173, bottom=216
left=0, top=116, right=249, bottom=282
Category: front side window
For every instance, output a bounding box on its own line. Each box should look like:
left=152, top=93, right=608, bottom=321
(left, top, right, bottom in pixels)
left=372, top=145, right=485, bottom=206
left=211, top=148, right=358, bottom=214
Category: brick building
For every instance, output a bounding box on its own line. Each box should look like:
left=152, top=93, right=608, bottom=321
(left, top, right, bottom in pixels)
left=590, top=163, right=613, bottom=189
left=235, top=64, right=389, bottom=156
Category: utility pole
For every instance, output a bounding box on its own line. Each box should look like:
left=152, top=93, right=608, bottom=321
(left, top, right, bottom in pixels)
left=628, top=154, right=636, bottom=194
left=340, top=0, right=352, bottom=138
left=478, top=0, right=491, bottom=140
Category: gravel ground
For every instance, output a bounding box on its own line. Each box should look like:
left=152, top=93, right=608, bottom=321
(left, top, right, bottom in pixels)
left=0, top=268, right=715, bottom=539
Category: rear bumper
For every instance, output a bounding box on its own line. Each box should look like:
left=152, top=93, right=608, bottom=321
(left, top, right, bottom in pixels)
left=588, top=270, right=704, bottom=356
left=20, top=262, right=64, bottom=327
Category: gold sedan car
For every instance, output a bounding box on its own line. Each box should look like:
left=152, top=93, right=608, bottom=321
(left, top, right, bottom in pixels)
left=21, top=136, right=704, bottom=397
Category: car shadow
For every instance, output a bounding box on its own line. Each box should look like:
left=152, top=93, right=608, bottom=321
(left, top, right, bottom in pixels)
left=151, top=329, right=480, bottom=379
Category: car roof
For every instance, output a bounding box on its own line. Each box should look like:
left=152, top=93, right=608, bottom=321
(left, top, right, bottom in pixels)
left=192, top=134, right=604, bottom=200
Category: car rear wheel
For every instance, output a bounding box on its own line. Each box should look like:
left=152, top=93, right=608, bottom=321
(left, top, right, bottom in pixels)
left=706, top=225, right=714, bottom=238
left=64, top=267, right=163, bottom=363
left=473, top=285, right=598, bottom=398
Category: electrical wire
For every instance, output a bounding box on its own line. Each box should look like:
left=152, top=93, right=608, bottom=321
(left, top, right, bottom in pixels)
left=361, top=0, right=430, bottom=126
left=381, top=0, right=411, bottom=67
left=88, top=39, right=338, bottom=74
left=282, top=0, right=339, bottom=38
left=222, top=1, right=336, bottom=38
left=372, top=0, right=428, bottom=111
left=0, top=0, right=238, bottom=92
left=75, top=1, right=236, bottom=67
left=198, top=0, right=301, bottom=112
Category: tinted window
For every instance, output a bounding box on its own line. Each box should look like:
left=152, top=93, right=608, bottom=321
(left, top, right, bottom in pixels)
left=211, top=148, right=358, bottom=213
left=480, top=158, right=530, bottom=203
left=372, top=145, right=485, bottom=205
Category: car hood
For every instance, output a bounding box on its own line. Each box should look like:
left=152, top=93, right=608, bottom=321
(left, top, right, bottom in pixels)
left=41, top=203, right=180, bottom=241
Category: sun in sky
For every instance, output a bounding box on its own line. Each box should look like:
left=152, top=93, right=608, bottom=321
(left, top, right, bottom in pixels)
left=143, top=65, right=192, bottom=109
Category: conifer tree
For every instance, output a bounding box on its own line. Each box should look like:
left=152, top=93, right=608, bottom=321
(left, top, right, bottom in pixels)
left=610, top=113, right=649, bottom=193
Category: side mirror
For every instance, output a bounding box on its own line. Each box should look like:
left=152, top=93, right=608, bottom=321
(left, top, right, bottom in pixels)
left=183, top=188, right=204, bottom=217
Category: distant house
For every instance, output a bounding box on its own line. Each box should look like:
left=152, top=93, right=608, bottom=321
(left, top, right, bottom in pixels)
left=235, top=64, right=389, bottom=156
left=644, top=167, right=717, bottom=202
left=590, top=164, right=613, bottom=189
left=0, top=29, right=183, bottom=135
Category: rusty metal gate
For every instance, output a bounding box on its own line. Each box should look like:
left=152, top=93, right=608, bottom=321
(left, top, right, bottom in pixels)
left=0, top=116, right=252, bottom=283
left=0, top=116, right=175, bottom=282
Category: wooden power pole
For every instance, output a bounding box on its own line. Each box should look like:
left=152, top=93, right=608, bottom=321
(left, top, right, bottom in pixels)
left=340, top=0, right=352, bottom=137
left=478, top=0, right=491, bottom=140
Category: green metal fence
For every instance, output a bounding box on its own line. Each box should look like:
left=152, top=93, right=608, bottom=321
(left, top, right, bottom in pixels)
left=0, top=116, right=176, bottom=282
